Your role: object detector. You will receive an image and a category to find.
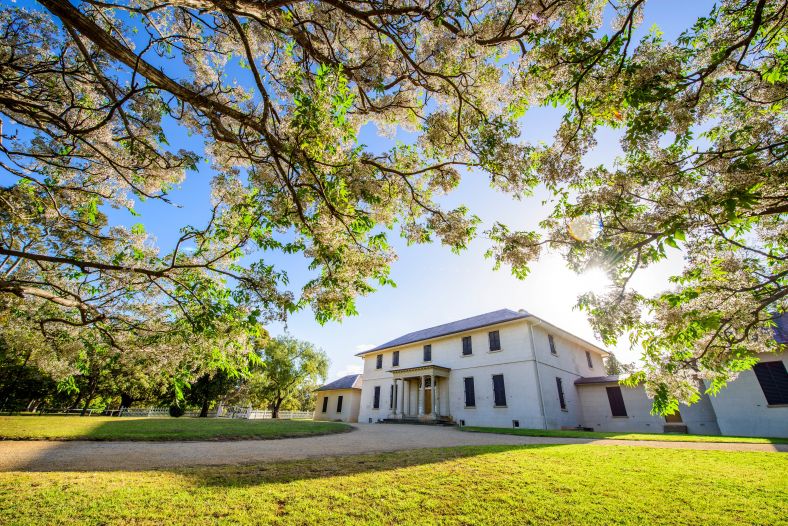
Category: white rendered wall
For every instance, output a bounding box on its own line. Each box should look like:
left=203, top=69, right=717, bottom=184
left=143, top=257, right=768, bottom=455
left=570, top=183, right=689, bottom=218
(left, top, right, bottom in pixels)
left=313, top=389, right=361, bottom=423
left=706, top=352, right=788, bottom=438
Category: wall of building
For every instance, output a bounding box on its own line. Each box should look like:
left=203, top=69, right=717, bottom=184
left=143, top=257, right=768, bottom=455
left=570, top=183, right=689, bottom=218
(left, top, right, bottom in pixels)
left=576, top=383, right=721, bottom=435
left=707, top=352, right=788, bottom=438
left=314, top=389, right=361, bottom=423
left=357, top=319, right=609, bottom=428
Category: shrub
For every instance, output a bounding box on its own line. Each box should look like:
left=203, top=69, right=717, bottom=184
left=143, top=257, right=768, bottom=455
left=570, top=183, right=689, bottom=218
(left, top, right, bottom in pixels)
left=168, top=405, right=185, bottom=418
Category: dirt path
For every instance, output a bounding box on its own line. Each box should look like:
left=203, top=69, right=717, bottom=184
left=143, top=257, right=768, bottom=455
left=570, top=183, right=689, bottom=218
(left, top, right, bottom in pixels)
left=1, top=424, right=784, bottom=472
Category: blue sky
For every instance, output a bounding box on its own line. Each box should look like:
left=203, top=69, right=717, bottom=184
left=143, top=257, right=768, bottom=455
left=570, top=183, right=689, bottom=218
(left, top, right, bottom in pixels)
left=9, top=0, right=716, bottom=380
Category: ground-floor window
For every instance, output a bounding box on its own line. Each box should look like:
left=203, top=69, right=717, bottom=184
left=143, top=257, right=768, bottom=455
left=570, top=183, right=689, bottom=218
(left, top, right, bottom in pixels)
left=464, top=377, right=476, bottom=407
left=556, top=377, right=566, bottom=410
left=492, top=374, right=506, bottom=407
left=336, top=395, right=344, bottom=413
left=373, top=386, right=381, bottom=409
left=321, top=396, right=329, bottom=413
left=606, top=386, right=627, bottom=417
left=753, top=361, right=788, bottom=405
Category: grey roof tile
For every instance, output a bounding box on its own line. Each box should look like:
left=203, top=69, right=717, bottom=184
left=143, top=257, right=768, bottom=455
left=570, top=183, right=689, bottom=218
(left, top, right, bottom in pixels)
left=359, top=309, right=530, bottom=354
left=316, top=374, right=362, bottom=391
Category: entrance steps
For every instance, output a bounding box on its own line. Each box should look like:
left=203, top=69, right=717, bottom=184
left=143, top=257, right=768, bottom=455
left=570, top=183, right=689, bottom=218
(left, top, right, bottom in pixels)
left=382, top=416, right=454, bottom=426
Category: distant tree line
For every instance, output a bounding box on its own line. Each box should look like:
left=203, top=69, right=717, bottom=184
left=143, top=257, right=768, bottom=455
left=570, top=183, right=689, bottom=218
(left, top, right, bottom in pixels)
left=0, top=330, right=327, bottom=417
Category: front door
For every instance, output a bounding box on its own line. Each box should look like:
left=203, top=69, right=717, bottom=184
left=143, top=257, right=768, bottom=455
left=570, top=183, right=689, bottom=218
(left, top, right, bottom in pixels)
left=665, top=411, right=683, bottom=423
left=424, top=388, right=432, bottom=414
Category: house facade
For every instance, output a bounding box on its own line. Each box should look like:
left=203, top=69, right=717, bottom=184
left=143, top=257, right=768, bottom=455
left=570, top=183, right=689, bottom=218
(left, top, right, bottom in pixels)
left=344, top=309, right=788, bottom=437
left=313, top=374, right=362, bottom=423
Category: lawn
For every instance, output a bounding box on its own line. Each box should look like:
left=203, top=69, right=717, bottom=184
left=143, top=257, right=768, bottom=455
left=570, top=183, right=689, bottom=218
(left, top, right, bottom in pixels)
left=1, top=445, right=785, bottom=525
left=0, top=416, right=350, bottom=441
left=462, top=426, right=788, bottom=444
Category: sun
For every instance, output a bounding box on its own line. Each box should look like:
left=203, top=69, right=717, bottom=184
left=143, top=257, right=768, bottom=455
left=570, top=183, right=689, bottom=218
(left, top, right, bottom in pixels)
left=578, top=267, right=612, bottom=295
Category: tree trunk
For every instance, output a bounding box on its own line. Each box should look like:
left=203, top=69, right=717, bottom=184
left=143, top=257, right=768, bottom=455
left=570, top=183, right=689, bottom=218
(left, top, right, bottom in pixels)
left=120, top=393, right=134, bottom=410
left=199, top=399, right=210, bottom=417
left=272, top=398, right=283, bottom=419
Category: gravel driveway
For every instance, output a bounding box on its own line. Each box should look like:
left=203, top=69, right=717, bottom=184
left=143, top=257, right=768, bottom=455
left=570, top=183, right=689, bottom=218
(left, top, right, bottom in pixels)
left=1, top=423, right=784, bottom=472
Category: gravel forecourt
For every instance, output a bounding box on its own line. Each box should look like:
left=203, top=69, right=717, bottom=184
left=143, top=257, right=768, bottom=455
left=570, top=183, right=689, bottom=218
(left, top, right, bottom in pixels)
left=1, top=423, right=785, bottom=472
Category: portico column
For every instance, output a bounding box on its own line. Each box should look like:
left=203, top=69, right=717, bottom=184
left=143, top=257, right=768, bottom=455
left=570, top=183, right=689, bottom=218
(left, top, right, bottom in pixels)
left=430, top=374, right=436, bottom=416
left=399, top=377, right=406, bottom=419
left=418, top=376, right=425, bottom=416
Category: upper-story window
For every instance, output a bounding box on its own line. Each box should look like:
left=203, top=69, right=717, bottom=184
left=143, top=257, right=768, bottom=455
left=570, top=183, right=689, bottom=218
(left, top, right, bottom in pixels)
left=548, top=334, right=557, bottom=355
left=488, top=331, right=501, bottom=352
left=423, top=344, right=432, bottom=362
left=462, top=336, right=473, bottom=356
left=375, top=354, right=383, bottom=369
left=586, top=351, right=593, bottom=368
left=392, top=350, right=400, bottom=367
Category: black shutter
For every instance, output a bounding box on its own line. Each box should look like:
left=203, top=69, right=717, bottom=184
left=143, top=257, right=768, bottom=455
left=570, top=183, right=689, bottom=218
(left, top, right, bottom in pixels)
left=389, top=384, right=394, bottom=409
left=462, top=336, right=473, bottom=356
left=606, top=386, right=627, bottom=417
left=393, top=351, right=399, bottom=366
left=586, top=351, right=593, bottom=368
left=492, top=374, right=506, bottom=406
left=464, top=377, right=476, bottom=407
left=753, top=361, right=788, bottom=405
left=336, top=395, right=343, bottom=413
left=376, top=354, right=382, bottom=369
left=489, top=331, right=501, bottom=351
left=556, top=377, right=566, bottom=410
left=321, top=396, right=328, bottom=413
left=423, top=344, right=432, bottom=362
left=549, top=335, right=557, bottom=355
left=373, top=386, right=381, bottom=409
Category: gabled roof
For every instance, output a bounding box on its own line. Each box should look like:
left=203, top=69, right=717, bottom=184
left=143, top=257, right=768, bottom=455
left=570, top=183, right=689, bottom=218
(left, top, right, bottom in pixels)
left=357, top=309, right=530, bottom=355
left=316, top=374, right=362, bottom=391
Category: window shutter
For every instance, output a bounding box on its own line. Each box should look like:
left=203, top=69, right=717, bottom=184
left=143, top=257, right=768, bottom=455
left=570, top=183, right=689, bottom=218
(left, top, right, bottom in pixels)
left=373, top=386, right=381, bottom=409
left=393, top=351, right=399, bottom=366
left=376, top=354, right=382, bottom=369
left=606, top=386, right=627, bottom=417
left=423, top=344, right=432, bottom=362
left=336, top=395, right=343, bottom=413
left=492, top=374, right=506, bottom=406
left=321, top=396, right=328, bottom=413
left=753, top=361, right=788, bottom=405
left=462, top=336, right=473, bottom=355
left=389, top=385, right=394, bottom=409
left=548, top=335, right=557, bottom=355
left=464, top=377, right=476, bottom=407
left=586, top=351, right=593, bottom=368
left=556, top=377, right=566, bottom=410
left=488, top=331, right=501, bottom=351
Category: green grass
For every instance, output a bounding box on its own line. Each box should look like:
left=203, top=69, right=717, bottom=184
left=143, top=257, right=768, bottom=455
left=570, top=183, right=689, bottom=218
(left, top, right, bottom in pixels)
left=0, top=416, right=350, bottom=441
left=1, top=445, right=786, bottom=525
left=462, top=426, right=788, bottom=444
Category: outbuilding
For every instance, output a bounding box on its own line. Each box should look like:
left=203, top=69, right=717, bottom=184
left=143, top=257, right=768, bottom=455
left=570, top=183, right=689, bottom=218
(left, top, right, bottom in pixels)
left=314, top=374, right=362, bottom=423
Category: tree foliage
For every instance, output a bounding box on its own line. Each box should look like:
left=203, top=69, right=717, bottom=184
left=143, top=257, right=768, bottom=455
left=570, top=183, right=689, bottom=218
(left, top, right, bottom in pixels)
left=0, top=0, right=785, bottom=411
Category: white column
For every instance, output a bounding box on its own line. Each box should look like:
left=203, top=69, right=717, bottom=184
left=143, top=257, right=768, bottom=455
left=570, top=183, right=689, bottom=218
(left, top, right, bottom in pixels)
left=435, top=378, right=440, bottom=416
left=399, top=378, right=406, bottom=419
left=431, top=374, right=436, bottom=416
left=418, top=376, right=425, bottom=416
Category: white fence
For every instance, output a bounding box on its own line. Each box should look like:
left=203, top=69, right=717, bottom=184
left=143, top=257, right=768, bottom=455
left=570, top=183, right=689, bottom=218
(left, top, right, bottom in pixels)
left=119, top=406, right=311, bottom=419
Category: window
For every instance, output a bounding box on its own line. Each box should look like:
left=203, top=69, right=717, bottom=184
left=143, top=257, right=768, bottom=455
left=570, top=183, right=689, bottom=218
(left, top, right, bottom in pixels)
left=389, top=384, right=394, bottom=409
left=492, top=374, right=507, bottom=406
left=586, top=351, right=593, bottom=369
left=375, top=354, right=382, bottom=369
left=336, top=395, right=344, bottom=413
left=392, top=350, right=400, bottom=367
left=548, top=334, right=557, bottom=355
left=464, top=377, right=476, bottom=407
left=462, top=336, right=473, bottom=356
left=488, top=331, right=501, bottom=352
left=423, top=344, right=432, bottom=362
left=606, top=386, right=627, bottom=417
left=321, top=396, right=329, bottom=413
left=556, top=377, right=566, bottom=410
left=512, top=420, right=520, bottom=428
left=753, top=361, right=788, bottom=405
left=373, top=386, right=381, bottom=409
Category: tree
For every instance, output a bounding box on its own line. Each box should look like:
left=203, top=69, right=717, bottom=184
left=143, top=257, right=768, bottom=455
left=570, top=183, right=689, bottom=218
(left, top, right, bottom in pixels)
left=255, top=336, right=328, bottom=418
left=604, top=355, right=637, bottom=377
left=0, top=1, right=785, bottom=413
left=186, top=369, right=239, bottom=417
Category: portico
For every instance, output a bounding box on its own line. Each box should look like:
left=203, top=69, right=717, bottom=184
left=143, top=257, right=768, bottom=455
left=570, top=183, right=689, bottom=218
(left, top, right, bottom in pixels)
left=389, top=365, right=451, bottom=421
